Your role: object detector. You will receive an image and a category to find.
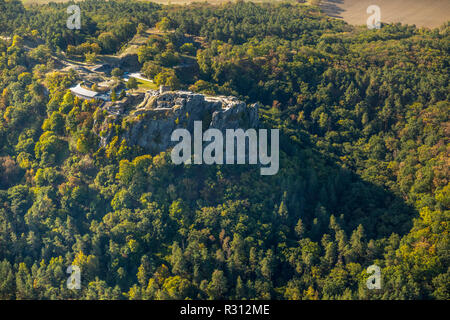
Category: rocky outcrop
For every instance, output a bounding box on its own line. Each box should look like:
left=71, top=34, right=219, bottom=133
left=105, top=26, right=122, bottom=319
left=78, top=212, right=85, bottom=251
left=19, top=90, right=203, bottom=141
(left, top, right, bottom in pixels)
left=102, top=93, right=144, bottom=115
left=98, top=90, right=259, bottom=154
left=118, top=54, right=141, bottom=72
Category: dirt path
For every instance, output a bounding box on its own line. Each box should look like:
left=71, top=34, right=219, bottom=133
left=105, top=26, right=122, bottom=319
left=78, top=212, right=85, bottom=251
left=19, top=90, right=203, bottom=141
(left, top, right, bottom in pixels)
left=320, top=0, right=450, bottom=28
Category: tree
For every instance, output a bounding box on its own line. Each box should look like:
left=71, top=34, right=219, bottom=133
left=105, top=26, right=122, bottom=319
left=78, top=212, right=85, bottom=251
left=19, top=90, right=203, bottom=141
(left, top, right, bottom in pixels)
left=34, top=131, right=67, bottom=165
left=110, top=88, right=117, bottom=101
left=180, top=43, right=196, bottom=55
left=16, top=263, right=34, bottom=299
left=154, top=70, right=180, bottom=89
left=170, top=242, right=186, bottom=275
left=156, top=17, right=171, bottom=31
left=98, top=32, right=118, bottom=53
left=137, top=23, right=147, bottom=35
left=85, top=52, right=97, bottom=63
left=42, top=111, right=64, bottom=134
left=0, top=260, right=14, bottom=299
left=0, top=156, right=22, bottom=188
left=235, top=276, right=245, bottom=299
left=141, top=61, right=162, bottom=79
left=126, top=77, right=138, bottom=90
left=111, top=68, right=124, bottom=78
left=207, top=270, right=227, bottom=299
left=295, top=218, right=305, bottom=238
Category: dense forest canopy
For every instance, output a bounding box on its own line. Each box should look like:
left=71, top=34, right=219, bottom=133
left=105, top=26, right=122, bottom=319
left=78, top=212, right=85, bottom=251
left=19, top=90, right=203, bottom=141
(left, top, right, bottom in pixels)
left=0, top=0, right=448, bottom=300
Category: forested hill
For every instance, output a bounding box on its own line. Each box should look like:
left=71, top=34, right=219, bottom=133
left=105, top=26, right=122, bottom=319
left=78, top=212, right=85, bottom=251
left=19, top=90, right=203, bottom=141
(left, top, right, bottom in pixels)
left=0, top=0, right=448, bottom=300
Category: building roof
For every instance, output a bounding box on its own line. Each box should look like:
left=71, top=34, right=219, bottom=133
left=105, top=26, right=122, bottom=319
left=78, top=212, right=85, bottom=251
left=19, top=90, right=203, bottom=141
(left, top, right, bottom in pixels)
left=70, top=83, right=98, bottom=99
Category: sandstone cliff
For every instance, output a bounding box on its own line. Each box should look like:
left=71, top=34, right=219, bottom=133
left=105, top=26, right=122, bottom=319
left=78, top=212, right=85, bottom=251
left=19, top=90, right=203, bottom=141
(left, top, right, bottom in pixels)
left=98, top=90, right=259, bottom=155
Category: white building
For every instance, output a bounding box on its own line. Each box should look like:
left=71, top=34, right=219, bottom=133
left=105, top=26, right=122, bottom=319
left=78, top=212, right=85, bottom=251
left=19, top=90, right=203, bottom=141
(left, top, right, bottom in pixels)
left=70, top=83, right=109, bottom=101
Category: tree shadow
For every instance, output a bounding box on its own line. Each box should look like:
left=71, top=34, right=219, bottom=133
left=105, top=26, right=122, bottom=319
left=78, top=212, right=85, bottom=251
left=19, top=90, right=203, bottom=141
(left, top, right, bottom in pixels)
left=319, top=0, right=345, bottom=19
left=163, top=125, right=418, bottom=242
left=272, top=128, right=417, bottom=241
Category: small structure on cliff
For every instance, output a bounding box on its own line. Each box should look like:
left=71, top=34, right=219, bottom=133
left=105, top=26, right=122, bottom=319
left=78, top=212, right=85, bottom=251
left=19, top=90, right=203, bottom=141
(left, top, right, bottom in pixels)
left=159, top=85, right=171, bottom=94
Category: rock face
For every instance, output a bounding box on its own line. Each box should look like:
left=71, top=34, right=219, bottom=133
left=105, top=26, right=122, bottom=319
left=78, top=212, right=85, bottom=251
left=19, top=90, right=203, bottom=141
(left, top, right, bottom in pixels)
left=99, top=90, right=259, bottom=154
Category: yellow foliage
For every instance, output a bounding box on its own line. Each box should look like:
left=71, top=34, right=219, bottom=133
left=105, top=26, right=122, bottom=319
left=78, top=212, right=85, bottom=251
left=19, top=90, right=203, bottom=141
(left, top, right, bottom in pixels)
left=303, top=286, right=319, bottom=300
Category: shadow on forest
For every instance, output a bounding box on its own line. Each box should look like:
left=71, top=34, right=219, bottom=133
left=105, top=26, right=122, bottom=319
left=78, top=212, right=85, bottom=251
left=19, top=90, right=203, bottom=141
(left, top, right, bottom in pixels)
left=179, top=123, right=419, bottom=242
left=319, top=0, right=345, bottom=19
left=274, top=127, right=418, bottom=241
left=159, top=121, right=418, bottom=242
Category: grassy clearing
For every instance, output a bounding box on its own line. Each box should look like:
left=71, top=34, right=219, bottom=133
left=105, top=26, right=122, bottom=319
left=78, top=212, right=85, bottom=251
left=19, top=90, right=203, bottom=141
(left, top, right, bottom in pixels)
left=134, top=77, right=158, bottom=90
